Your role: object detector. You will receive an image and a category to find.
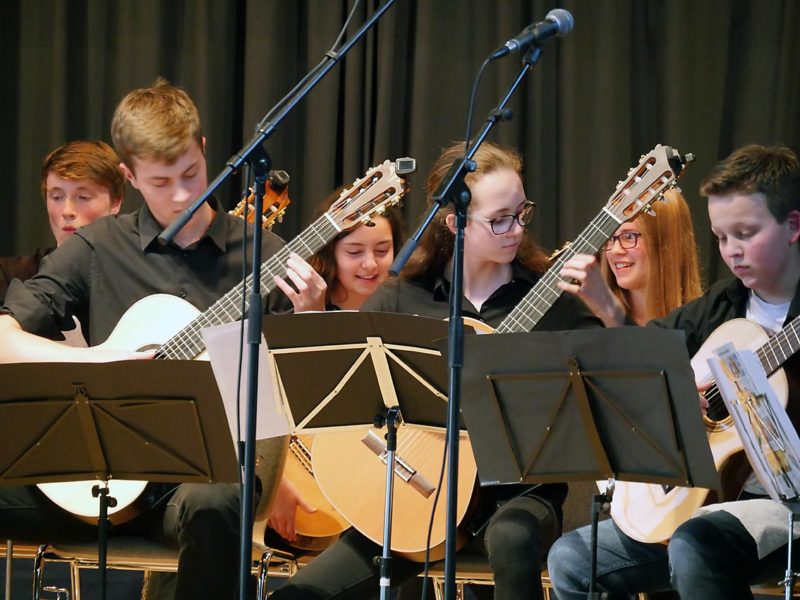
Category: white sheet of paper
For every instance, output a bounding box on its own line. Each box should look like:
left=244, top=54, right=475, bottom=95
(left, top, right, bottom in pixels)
left=201, top=321, right=291, bottom=450
left=708, top=343, right=800, bottom=501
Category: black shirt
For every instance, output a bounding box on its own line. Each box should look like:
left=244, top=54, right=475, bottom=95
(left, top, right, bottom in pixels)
left=650, top=277, right=800, bottom=356
left=1, top=203, right=290, bottom=345
left=362, top=261, right=603, bottom=516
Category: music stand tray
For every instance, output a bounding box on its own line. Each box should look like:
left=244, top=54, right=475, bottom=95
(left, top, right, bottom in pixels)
left=0, top=360, right=239, bottom=600
left=457, top=327, right=717, bottom=490
left=0, top=360, right=238, bottom=487
left=260, top=311, right=458, bottom=433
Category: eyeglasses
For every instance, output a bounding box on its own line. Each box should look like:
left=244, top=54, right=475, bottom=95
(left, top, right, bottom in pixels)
left=603, top=231, right=642, bottom=251
left=469, top=201, right=536, bottom=235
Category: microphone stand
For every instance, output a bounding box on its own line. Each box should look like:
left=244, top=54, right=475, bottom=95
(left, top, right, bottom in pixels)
left=156, top=4, right=398, bottom=600
left=390, top=46, right=542, bottom=600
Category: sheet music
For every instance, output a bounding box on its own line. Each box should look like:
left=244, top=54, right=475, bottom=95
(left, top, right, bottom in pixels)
left=707, top=343, right=800, bottom=502
left=201, top=321, right=291, bottom=454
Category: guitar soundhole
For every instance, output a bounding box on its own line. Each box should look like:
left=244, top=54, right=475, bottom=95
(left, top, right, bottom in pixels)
left=703, top=383, right=731, bottom=425
left=705, top=401, right=730, bottom=423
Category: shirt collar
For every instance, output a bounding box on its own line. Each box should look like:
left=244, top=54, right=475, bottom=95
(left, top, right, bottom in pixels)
left=726, top=276, right=800, bottom=323
left=431, top=260, right=538, bottom=301
left=137, top=198, right=226, bottom=251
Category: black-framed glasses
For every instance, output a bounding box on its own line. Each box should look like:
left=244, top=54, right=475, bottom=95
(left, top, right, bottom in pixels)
left=469, top=201, right=536, bottom=235
left=603, top=231, right=642, bottom=251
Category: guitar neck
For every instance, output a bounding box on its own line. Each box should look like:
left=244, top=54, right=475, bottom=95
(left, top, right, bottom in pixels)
left=156, top=214, right=340, bottom=360
left=495, top=209, right=622, bottom=334
left=756, top=314, right=800, bottom=375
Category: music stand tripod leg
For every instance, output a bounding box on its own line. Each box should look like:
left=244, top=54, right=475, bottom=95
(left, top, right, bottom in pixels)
left=92, top=483, right=117, bottom=600
left=781, top=507, right=800, bottom=600
left=375, top=406, right=401, bottom=600
left=588, top=480, right=615, bottom=600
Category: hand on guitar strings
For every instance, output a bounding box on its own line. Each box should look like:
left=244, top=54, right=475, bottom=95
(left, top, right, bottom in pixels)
left=697, top=379, right=711, bottom=417
left=268, top=476, right=317, bottom=542
left=558, top=253, right=626, bottom=327
left=274, top=252, right=328, bottom=313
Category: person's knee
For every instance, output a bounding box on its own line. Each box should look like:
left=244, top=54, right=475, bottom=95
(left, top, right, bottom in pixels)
left=546, top=531, right=588, bottom=587
left=668, top=516, right=723, bottom=586
left=177, top=484, right=240, bottom=545
left=486, top=504, right=543, bottom=568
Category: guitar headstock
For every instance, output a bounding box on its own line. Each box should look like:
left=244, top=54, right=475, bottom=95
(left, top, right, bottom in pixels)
left=328, top=160, right=409, bottom=230
left=230, top=169, right=292, bottom=230
left=605, top=144, right=694, bottom=224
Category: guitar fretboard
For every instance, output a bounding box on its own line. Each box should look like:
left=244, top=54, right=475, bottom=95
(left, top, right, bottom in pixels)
left=757, top=315, right=800, bottom=375
left=495, top=208, right=623, bottom=334
left=155, top=214, right=340, bottom=360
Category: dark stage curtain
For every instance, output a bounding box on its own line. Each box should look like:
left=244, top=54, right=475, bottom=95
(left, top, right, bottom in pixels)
left=1, top=0, right=799, bottom=285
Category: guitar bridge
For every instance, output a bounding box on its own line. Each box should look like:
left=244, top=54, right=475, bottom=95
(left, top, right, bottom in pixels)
left=361, top=430, right=435, bottom=498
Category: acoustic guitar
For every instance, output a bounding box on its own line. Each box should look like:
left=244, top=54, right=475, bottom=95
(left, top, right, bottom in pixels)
left=37, top=160, right=409, bottom=523
left=608, top=316, right=796, bottom=543
left=311, top=144, right=693, bottom=560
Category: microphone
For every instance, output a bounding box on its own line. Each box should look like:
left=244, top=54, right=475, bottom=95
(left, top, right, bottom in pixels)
left=490, top=8, right=574, bottom=59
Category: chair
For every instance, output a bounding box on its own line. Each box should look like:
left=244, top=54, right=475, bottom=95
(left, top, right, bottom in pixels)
left=30, top=437, right=294, bottom=600
left=3, top=540, right=44, bottom=600
left=31, top=534, right=298, bottom=600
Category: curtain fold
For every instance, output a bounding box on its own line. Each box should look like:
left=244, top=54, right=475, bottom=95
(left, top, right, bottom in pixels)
left=2, top=0, right=798, bottom=285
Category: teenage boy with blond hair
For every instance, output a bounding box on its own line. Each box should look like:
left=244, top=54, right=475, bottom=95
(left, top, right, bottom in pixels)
left=0, top=79, right=323, bottom=599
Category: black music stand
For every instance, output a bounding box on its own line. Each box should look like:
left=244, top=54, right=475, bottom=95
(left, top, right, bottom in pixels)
left=0, top=360, right=239, bottom=600
left=455, top=327, right=719, bottom=599
left=260, top=311, right=464, bottom=599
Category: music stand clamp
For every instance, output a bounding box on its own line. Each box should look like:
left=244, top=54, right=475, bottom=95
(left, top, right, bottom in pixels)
left=455, top=327, right=719, bottom=598
left=0, top=360, right=239, bottom=600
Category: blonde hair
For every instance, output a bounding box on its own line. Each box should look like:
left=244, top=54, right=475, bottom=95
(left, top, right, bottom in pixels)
left=402, top=141, right=548, bottom=280
left=600, top=189, right=703, bottom=320
left=111, top=78, right=203, bottom=170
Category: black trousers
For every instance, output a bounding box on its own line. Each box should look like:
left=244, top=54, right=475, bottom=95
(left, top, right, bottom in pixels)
left=269, top=494, right=560, bottom=600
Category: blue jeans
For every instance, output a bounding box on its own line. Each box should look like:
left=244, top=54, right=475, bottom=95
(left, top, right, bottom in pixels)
left=546, top=519, right=670, bottom=599
left=547, top=510, right=792, bottom=600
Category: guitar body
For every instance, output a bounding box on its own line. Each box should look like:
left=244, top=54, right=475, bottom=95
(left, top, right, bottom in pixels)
left=280, top=435, right=350, bottom=551
left=312, top=426, right=477, bottom=562
left=97, top=294, right=205, bottom=356
left=37, top=294, right=203, bottom=522
left=609, top=318, right=789, bottom=543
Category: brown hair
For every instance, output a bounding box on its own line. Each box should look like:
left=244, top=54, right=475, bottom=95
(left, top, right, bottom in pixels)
left=600, top=189, right=703, bottom=320
left=41, top=140, right=125, bottom=201
left=111, top=77, right=203, bottom=170
left=699, top=144, right=800, bottom=222
left=309, top=185, right=405, bottom=304
left=402, top=141, right=549, bottom=281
